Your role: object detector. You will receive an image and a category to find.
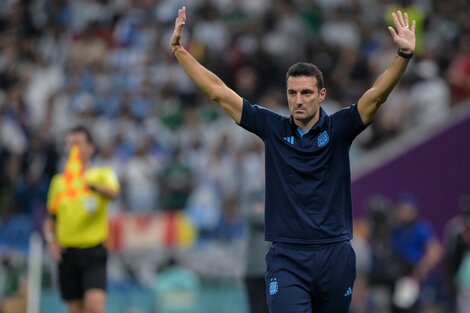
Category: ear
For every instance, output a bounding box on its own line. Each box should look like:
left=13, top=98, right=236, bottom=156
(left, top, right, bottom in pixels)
left=319, top=88, right=327, bottom=102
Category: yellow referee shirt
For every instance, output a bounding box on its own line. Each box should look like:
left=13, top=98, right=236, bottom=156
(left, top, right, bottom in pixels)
left=47, top=167, right=120, bottom=248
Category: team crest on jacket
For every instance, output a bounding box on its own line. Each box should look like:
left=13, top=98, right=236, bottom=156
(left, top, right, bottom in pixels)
left=269, top=278, right=278, bottom=295
left=317, top=131, right=329, bottom=147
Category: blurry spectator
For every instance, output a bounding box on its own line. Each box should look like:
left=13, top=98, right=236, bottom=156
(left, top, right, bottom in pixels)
left=129, top=80, right=153, bottom=121
left=321, top=9, right=361, bottom=50
left=122, top=135, right=161, bottom=212
left=37, top=23, right=72, bottom=66
left=3, top=83, right=30, bottom=143
left=11, top=132, right=58, bottom=219
left=153, top=257, right=200, bottom=313
left=390, top=194, right=443, bottom=313
left=160, top=147, right=193, bottom=211
left=185, top=176, right=222, bottom=241
left=238, top=139, right=268, bottom=313
left=359, top=78, right=411, bottom=150
left=443, top=195, right=470, bottom=313
left=193, top=2, right=230, bottom=55
left=0, top=253, right=27, bottom=313
left=409, top=59, right=451, bottom=126
left=350, top=217, right=372, bottom=313
left=330, top=46, right=371, bottom=104
left=0, top=254, right=23, bottom=299
left=447, top=31, right=470, bottom=103
left=0, top=87, right=28, bottom=217
left=177, top=107, right=211, bottom=176
left=262, top=0, right=307, bottom=66
left=234, top=66, right=261, bottom=101
left=222, top=0, right=255, bottom=35
left=205, top=134, right=240, bottom=200
left=242, top=188, right=269, bottom=313
left=365, top=195, right=396, bottom=312
left=215, top=196, right=245, bottom=242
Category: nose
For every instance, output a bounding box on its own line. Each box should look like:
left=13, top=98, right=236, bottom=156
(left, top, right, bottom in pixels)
left=295, top=94, right=303, bottom=106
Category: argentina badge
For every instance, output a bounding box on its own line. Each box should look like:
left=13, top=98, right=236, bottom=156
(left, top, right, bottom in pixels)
left=317, top=130, right=329, bottom=148
left=269, top=278, right=279, bottom=295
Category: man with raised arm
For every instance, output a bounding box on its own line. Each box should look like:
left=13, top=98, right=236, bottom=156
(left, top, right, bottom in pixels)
left=171, top=7, right=415, bottom=313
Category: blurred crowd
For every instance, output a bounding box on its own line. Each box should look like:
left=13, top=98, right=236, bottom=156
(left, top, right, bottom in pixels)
left=0, top=0, right=470, bottom=312
left=1, top=0, right=469, bottom=219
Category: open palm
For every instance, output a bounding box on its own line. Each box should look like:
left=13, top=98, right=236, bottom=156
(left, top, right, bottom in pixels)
left=388, top=10, right=416, bottom=53
left=170, top=6, right=186, bottom=51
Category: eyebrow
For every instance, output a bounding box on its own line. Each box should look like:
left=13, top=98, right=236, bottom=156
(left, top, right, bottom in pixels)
left=287, top=88, right=314, bottom=94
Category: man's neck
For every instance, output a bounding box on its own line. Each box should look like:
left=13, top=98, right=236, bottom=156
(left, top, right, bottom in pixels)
left=82, top=160, right=91, bottom=171
left=295, top=112, right=320, bottom=132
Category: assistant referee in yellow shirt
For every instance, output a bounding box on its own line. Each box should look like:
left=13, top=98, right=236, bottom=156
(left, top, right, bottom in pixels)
left=44, top=126, right=120, bottom=313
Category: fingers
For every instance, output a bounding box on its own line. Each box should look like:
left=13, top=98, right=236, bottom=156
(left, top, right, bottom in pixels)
left=410, top=19, right=416, bottom=33
left=398, top=11, right=406, bottom=28
left=387, top=26, right=398, bottom=40
left=404, top=12, right=409, bottom=28
left=392, top=11, right=406, bottom=29
left=392, top=11, right=415, bottom=32
left=181, top=6, right=186, bottom=22
left=175, top=6, right=186, bottom=32
left=171, top=6, right=187, bottom=49
left=391, top=12, right=401, bottom=30
left=178, top=6, right=186, bottom=24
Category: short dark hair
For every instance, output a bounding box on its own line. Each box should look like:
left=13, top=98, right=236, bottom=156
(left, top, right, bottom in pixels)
left=286, top=62, right=325, bottom=90
left=68, top=125, right=94, bottom=146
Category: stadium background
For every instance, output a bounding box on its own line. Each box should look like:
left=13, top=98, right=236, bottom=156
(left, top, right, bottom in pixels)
left=0, top=0, right=469, bottom=312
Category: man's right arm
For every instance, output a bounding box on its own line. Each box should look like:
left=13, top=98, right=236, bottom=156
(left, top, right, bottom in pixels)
left=43, top=216, right=62, bottom=263
left=45, top=176, right=62, bottom=262
left=171, top=7, right=243, bottom=123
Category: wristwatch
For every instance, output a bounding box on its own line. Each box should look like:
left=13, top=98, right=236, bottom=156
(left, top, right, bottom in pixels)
left=397, top=49, right=413, bottom=59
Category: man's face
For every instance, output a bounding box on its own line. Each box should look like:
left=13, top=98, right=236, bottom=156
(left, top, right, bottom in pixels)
left=66, top=132, right=94, bottom=162
left=395, top=203, right=418, bottom=225
left=287, top=76, right=326, bottom=128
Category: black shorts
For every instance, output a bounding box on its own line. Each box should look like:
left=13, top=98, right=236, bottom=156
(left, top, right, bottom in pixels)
left=58, top=244, right=108, bottom=301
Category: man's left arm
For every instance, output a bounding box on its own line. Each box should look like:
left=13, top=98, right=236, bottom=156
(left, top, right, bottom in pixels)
left=358, top=10, right=416, bottom=124
left=88, top=184, right=119, bottom=199
left=87, top=168, right=120, bottom=199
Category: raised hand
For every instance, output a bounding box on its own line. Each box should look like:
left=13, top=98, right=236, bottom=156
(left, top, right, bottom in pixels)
left=170, top=6, right=186, bottom=53
left=388, top=10, right=416, bottom=53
